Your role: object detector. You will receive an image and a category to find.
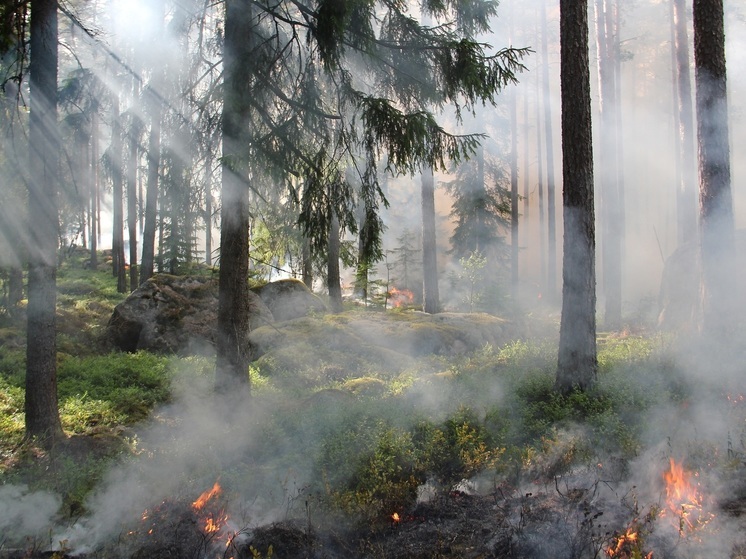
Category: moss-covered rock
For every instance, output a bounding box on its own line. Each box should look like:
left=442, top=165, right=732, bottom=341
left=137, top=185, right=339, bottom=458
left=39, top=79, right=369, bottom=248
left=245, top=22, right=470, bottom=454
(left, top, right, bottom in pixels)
left=251, top=278, right=327, bottom=321
left=106, top=274, right=272, bottom=355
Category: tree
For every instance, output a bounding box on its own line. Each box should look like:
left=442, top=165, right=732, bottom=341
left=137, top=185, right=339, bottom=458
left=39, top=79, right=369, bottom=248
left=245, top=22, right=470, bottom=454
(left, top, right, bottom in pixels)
left=421, top=165, right=440, bottom=314
left=595, top=0, right=622, bottom=329
left=215, top=0, right=525, bottom=393
left=555, top=0, right=597, bottom=393
left=693, top=0, right=734, bottom=338
left=672, top=0, right=697, bottom=246
left=25, top=0, right=64, bottom=443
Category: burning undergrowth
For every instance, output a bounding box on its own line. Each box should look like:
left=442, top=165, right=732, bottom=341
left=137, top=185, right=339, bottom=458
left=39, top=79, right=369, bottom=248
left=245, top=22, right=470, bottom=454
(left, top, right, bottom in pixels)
left=3, top=332, right=746, bottom=558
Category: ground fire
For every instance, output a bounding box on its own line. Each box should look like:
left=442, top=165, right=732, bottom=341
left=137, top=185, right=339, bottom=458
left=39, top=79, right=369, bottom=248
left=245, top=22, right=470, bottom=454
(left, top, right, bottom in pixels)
left=662, top=458, right=713, bottom=534
left=388, top=287, right=414, bottom=308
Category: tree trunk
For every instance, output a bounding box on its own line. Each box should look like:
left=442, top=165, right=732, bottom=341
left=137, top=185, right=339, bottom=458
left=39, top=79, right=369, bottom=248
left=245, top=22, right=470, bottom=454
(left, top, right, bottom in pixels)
left=140, top=86, right=161, bottom=284
left=509, top=86, right=519, bottom=300
left=215, top=0, right=254, bottom=397
left=204, top=153, right=214, bottom=265
left=25, top=0, right=64, bottom=444
left=693, top=0, right=734, bottom=338
left=302, top=234, right=313, bottom=289
left=89, top=111, right=99, bottom=269
left=673, top=0, right=698, bottom=246
left=421, top=166, right=439, bottom=314
left=556, top=0, right=598, bottom=393
left=327, top=212, right=343, bottom=312
left=541, top=1, right=558, bottom=301
left=535, top=19, right=546, bottom=296
left=111, top=93, right=127, bottom=294
left=127, top=99, right=139, bottom=291
left=595, top=0, right=622, bottom=329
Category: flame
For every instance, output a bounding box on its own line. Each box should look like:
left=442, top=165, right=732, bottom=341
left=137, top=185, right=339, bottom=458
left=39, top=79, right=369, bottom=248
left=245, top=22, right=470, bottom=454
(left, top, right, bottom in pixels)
left=388, top=287, right=414, bottom=308
left=391, top=512, right=400, bottom=523
left=662, top=458, right=713, bottom=534
left=204, top=512, right=228, bottom=534
left=605, top=525, right=653, bottom=558
left=192, top=481, right=221, bottom=510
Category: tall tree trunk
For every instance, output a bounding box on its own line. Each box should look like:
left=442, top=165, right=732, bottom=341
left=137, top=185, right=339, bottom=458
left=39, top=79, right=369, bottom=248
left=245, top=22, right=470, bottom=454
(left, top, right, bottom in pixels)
left=140, top=85, right=161, bottom=284
left=111, top=94, right=127, bottom=294
left=541, top=1, right=558, bottom=301
left=127, top=101, right=139, bottom=291
left=89, top=110, right=99, bottom=269
left=693, top=0, right=734, bottom=338
left=522, top=77, right=530, bottom=241
left=421, top=165, right=439, bottom=314
left=556, top=0, right=597, bottom=393
left=328, top=212, right=343, bottom=312
left=535, top=17, right=546, bottom=296
left=215, top=0, right=254, bottom=397
left=595, top=0, right=622, bottom=329
left=204, top=153, right=214, bottom=265
left=509, top=86, right=519, bottom=300
left=302, top=234, right=312, bottom=288
left=673, top=0, right=698, bottom=246
left=25, top=0, right=64, bottom=444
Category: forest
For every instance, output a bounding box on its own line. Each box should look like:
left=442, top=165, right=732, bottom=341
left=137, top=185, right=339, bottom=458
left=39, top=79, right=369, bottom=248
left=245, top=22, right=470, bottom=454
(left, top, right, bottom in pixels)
left=1, top=0, right=745, bottom=557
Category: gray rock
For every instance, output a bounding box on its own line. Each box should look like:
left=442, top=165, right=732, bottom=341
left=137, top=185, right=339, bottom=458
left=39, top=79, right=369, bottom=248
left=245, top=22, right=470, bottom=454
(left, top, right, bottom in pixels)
left=251, top=278, right=327, bottom=322
left=107, top=274, right=273, bottom=354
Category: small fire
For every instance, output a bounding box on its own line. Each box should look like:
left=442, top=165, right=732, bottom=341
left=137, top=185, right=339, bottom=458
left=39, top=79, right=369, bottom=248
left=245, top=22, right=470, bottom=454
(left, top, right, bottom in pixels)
left=605, top=526, right=652, bottom=558
left=662, top=458, right=713, bottom=534
left=391, top=512, right=400, bottom=523
left=192, top=481, right=221, bottom=510
left=388, top=287, right=414, bottom=308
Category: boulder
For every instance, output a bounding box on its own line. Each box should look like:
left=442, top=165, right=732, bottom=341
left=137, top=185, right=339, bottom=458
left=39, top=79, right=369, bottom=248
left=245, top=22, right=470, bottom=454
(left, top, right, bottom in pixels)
left=107, top=274, right=273, bottom=354
left=251, top=278, right=327, bottom=321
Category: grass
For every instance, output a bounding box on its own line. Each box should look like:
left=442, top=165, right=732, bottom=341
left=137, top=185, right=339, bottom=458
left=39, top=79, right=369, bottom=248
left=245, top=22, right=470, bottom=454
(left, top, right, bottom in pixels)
left=1, top=252, right=745, bottom=555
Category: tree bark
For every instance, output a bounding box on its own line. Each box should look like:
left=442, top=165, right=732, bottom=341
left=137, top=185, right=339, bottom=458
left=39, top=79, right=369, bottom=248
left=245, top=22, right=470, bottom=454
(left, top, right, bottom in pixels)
left=89, top=110, right=99, bottom=269
left=421, top=165, right=439, bottom=314
left=140, top=85, right=161, bottom=284
left=127, top=96, right=139, bottom=291
left=328, top=212, right=343, bottom=312
left=673, top=0, right=698, bottom=246
left=215, top=0, right=254, bottom=397
left=693, top=0, right=734, bottom=339
left=541, top=1, right=558, bottom=301
left=111, top=93, right=127, bottom=293
left=25, top=0, right=64, bottom=444
left=595, top=0, right=622, bottom=329
left=556, top=0, right=598, bottom=393
left=509, top=86, right=519, bottom=300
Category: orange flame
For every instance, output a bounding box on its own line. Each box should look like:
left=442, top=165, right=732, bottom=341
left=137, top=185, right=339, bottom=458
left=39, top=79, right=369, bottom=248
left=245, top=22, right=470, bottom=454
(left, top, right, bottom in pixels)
left=662, top=458, right=713, bottom=534
left=192, top=481, right=221, bottom=510
left=391, top=512, right=400, bottom=523
left=389, top=287, right=414, bottom=308
left=605, top=525, right=653, bottom=558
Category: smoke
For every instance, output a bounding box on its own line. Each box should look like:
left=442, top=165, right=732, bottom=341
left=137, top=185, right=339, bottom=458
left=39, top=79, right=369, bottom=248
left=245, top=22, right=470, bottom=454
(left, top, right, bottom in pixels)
left=0, top=485, right=61, bottom=546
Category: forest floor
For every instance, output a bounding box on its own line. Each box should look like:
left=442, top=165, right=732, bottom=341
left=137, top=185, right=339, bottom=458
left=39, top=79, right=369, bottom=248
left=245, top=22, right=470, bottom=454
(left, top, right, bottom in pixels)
left=1, top=254, right=746, bottom=558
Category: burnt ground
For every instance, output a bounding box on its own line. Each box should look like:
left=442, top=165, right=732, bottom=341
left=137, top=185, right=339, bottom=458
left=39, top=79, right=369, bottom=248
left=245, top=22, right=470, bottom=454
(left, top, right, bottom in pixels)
left=4, top=476, right=746, bottom=559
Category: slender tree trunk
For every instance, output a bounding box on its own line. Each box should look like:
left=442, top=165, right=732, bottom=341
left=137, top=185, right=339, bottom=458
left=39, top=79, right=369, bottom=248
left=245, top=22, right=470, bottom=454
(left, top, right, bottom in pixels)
left=328, top=212, right=343, bottom=312
left=509, top=86, right=519, bottom=300
left=596, top=0, right=622, bottom=329
left=302, top=234, right=312, bottom=288
left=25, top=0, right=64, bottom=444
left=89, top=111, right=99, bottom=269
left=421, top=165, right=439, bottom=314
left=693, top=0, right=734, bottom=338
left=111, top=94, right=127, bottom=293
left=140, top=86, right=161, bottom=284
left=204, top=153, right=213, bottom=265
left=541, top=1, right=558, bottom=301
left=535, top=17, right=546, bottom=296
left=673, top=0, right=698, bottom=246
left=556, top=0, right=597, bottom=393
left=522, top=77, right=530, bottom=241
left=215, top=0, right=254, bottom=397
left=127, top=100, right=139, bottom=291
